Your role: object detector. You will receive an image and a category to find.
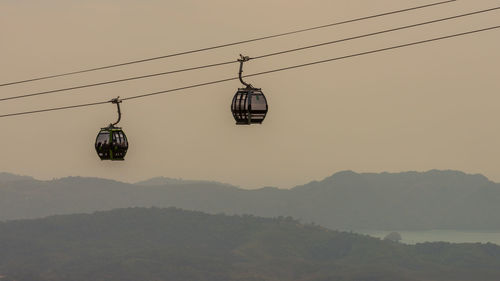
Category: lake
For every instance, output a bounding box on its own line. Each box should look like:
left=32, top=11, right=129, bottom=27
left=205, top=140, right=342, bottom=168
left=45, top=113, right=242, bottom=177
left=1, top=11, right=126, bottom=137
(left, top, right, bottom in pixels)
left=357, top=230, right=500, bottom=245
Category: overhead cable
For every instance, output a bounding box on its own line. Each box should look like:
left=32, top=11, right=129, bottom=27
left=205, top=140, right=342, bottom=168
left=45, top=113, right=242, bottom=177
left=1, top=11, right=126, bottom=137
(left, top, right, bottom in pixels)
left=1, top=24, right=498, bottom=118
left=0, top=0, right=456, bottom=87
left=3, top=5, right=498, bottom=103
left=0, top=60, right=235, bottom=102
left=123, top=25, right=500, bottom=101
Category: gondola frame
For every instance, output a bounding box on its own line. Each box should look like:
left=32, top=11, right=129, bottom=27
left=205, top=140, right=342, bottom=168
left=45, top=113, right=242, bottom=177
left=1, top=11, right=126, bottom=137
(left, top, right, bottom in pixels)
left=231, top=87, right=268, bottom=125
left=95, top=125, right=128, bottom=161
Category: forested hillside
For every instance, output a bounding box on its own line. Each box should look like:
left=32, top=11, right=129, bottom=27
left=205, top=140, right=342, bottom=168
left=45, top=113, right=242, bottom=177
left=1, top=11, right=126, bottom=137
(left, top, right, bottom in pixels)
left=0, top=208, right=499, bottom=281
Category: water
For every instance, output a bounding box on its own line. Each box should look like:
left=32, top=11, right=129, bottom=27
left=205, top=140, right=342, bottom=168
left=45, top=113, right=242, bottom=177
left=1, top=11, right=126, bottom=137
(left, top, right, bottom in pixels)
left=358, top=230, right=500, bottom=245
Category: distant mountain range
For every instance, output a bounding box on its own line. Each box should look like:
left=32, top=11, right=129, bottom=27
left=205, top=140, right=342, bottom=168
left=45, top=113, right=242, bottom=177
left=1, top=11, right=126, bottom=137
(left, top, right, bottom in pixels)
left=1, top=170, right=499, bottom=230
left=1, top=207, right=499, bottom=281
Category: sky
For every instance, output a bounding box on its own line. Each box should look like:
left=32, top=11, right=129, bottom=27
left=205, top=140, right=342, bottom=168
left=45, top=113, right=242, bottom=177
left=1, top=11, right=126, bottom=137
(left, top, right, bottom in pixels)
left=1, top=0, right=499, bottom=189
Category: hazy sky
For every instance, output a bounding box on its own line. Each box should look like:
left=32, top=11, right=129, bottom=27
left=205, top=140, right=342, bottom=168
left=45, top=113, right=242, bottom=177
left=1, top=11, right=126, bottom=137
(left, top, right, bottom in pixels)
left=1, top=0, right=499, bottom=188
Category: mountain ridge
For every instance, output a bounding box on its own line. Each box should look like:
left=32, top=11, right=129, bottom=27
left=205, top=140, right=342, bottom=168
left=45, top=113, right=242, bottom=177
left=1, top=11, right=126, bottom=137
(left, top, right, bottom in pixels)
left=1, top=170, right=499, bottom=230
left=0, top=169, right=494, bottom=189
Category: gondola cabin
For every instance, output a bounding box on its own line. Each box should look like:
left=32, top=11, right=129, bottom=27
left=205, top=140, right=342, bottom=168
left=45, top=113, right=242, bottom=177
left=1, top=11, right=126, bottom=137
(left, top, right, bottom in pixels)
left=231, top=54, right=269, bottom=125
left=231, top=87, right=268, bottom=125
left=95, top=125, right=128, bottom=161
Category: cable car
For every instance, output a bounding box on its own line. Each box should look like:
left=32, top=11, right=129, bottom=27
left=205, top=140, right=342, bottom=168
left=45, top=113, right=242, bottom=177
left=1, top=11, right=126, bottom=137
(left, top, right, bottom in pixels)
left=231, top=87, right=268, bottom=125
left=231, top=55, right=268, bottom=125
left=95, top=97, right=128, bottom=161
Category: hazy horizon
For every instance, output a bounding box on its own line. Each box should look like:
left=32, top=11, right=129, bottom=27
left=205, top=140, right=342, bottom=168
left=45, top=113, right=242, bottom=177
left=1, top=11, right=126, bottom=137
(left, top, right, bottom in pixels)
left=1, top=168, right=496, bottom=189
left=2, top=168, right=499, bottom=232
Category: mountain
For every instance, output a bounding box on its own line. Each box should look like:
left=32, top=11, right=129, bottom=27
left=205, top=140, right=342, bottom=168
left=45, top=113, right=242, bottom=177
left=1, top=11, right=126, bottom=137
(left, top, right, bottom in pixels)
left=0, top=207, right=499, bottom=281
left=286, top=170, right=500, bottom=230
left=1, top=170, right=499, bottom=230
left=0, top=172, right=34, bottom=183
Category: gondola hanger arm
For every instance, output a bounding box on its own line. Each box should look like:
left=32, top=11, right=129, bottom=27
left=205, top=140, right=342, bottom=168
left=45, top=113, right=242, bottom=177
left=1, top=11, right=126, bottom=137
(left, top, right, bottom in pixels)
left=110, top=97, right=122, bottom=126
left=238, top=54, right=253, bottom=88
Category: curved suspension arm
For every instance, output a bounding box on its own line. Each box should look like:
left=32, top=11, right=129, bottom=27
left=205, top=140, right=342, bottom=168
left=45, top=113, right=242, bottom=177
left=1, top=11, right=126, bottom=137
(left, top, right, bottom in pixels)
left=110, top=97, right=122, bottom=126
left=238, top=54, right=252, bottom=88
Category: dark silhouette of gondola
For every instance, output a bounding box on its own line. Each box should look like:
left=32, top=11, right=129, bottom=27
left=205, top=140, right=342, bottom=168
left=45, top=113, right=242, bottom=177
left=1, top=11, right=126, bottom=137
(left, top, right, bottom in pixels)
left=231, top=55, right=268, bottom=125
left=95, top=97, right=128, bottom=161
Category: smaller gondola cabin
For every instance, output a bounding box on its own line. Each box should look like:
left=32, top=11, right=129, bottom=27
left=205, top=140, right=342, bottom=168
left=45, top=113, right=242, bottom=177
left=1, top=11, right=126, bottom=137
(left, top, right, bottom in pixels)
left=231, top=87, right=268, bottom=125
left=95, top=125, right=128, bottom=161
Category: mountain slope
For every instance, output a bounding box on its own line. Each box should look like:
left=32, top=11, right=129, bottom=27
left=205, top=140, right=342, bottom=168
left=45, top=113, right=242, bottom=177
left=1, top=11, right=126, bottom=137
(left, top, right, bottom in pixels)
left=1, top=170, right=499, bottom=230
left=287, top=170, right=500, bottom=230
left=0, top=208, right=499, bottom=281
